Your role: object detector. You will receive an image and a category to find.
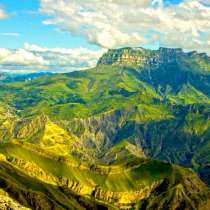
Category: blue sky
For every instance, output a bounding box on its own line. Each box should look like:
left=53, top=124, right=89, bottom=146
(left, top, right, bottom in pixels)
left=0, top=0, right=182, bottom=49
left=0, top=0, right=98, bottom=49
left=0, top=0, right=209, bottom=73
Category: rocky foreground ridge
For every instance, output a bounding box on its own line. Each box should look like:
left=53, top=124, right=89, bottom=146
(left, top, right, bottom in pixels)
left=0, top=142, right=209, bottom=210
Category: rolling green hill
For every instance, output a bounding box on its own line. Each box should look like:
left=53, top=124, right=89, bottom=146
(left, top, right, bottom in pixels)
left=0, top=47, right=210, bottom=209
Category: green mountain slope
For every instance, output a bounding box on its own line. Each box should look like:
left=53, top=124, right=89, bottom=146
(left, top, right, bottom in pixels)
left=0, top=47, right=210, bottom=209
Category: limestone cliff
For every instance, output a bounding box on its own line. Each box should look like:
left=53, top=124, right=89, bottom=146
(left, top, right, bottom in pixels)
left=97, top=47, right=184, bottom=68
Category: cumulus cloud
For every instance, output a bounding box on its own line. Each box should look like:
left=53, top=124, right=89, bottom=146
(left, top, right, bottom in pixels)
left=40, top=0, right=210, bottom=54
left=0, top=48, right=48, bottom=66
left=0, top=44, right=106, bottom=73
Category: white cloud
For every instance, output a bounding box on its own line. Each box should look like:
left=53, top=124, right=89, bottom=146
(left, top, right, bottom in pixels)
left=0, top=43, right=106, bottom=73
left=24, top=43, right=106, bottom=69
left=0, top=32, right=19, bottom=36
left=0, top=48, right=48, bottom=66
left=40, top=0, right=210, bottom=54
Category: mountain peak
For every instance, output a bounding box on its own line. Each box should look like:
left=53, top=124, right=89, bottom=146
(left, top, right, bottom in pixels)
left=97, top=46, right=210, bottom=70
left=97, top=46, right=185, bottom=67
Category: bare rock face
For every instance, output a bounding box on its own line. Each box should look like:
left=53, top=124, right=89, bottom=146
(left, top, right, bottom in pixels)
left=0, top=191, right=30, bottom=210
left=0, top=104, right=16, bottom=143
left=13, top=114, right=47, bottom=141
left=97, top=47, right=184, bottom=68
left=98, top=47, right=149, bottom=67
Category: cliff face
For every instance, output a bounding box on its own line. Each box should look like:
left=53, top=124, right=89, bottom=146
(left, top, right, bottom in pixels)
left=97, top=47, right=184, bottom=68
left=58, top=109, right=143, bottom=163
left=98, top=47, right=149, bottom=67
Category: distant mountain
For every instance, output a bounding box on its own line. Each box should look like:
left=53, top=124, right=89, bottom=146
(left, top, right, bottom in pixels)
left=0, top=47, right=209, bottom=209
left=0, top=72, right=53, bottom=83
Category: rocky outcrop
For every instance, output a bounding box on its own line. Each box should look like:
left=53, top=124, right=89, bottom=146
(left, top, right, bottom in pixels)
left=98, top=47, right=149, bottom=67
left=91, top=181, right=160, bottom=209
left=0, top=193, right=30, bottom=210
left=97, top=47, right=184, bottom=68
left=0, top=103, right=16, bottom=143
left=13, top=114, right=47, bottom=141
left=58, top=109, right=136, bottom=162
left=6, top=156, right=58, bottom=185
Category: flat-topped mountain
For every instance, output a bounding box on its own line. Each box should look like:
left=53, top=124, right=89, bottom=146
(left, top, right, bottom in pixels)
left=98, top=47, right=210, bottom=68
left=98, top=47, right=186, bottom=67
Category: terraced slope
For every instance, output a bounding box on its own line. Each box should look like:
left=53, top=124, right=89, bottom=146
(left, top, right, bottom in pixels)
left=0, top=142, right=209, bottom=210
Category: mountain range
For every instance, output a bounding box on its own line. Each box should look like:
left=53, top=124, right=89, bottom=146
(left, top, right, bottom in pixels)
left=0, top=47, right=209, bottom=209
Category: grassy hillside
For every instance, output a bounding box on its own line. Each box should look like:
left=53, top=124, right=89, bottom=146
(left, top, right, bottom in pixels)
left=0, top=47, right=209, bottom=209
left=0, top=62, right=209, bottom=181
